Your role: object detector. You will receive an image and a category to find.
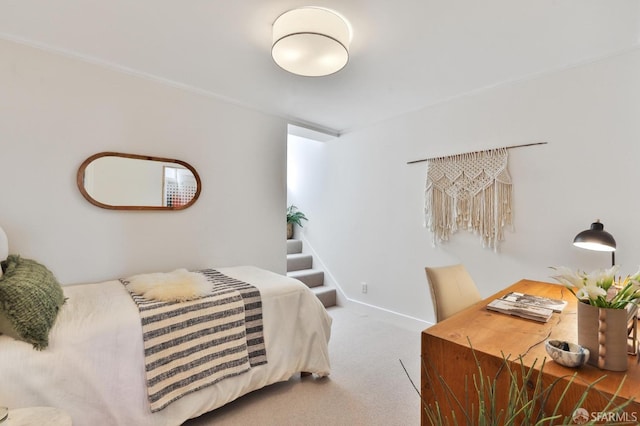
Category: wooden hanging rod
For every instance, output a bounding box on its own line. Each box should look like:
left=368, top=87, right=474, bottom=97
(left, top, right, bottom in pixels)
left=406, top=141, right=548, bottom=165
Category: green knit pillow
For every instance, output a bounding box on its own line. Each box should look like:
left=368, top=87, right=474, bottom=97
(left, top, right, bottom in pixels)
left=0, top=255, right=65, bottom=350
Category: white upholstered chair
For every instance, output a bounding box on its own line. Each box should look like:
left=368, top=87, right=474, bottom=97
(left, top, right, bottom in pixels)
left=425, top=264, right=482, bottom=322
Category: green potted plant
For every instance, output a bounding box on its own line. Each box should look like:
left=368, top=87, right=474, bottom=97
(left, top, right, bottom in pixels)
left=286, top=205, right=308, bottom=239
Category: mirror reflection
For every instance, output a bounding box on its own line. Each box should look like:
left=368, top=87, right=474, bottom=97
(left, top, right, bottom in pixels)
left=77, top=152, right=201, bottom=210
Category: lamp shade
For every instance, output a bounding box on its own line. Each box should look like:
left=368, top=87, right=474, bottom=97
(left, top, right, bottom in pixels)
left=573, top=220, right=616, bottom=252
left=272, top=7, right=351, bottom=77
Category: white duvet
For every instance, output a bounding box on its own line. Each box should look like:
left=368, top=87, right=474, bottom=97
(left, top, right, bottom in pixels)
left=0, top=266, right=332, bottom=425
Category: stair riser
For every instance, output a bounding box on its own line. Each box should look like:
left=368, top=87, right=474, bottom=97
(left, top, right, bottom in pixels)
left=287, top=255, right=313, bottom=272
left=313, top=288, right=337, bottom=309
left=288, top=271, right=324, bottom=288
left=286, top=239, right=303, bottom=255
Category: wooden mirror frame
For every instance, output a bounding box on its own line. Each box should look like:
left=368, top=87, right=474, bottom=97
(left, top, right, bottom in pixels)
left=77, top=152, right=202, bottom=210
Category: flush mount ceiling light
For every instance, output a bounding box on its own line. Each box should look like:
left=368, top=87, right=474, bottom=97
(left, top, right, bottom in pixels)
left=272, top=7, right=352, bottom=77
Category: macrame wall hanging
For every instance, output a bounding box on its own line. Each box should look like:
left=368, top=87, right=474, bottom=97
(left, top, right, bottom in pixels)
left=408, top=142, right=546, bottom=249
left=424, top=148, right=512, bottom=249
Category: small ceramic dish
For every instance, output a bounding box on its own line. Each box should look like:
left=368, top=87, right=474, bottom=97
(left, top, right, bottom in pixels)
left=545, top=339, right=590, bottom=368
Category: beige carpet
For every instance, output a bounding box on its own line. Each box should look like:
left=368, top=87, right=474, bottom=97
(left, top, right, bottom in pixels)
left=184, top=306, right=422, bottom=426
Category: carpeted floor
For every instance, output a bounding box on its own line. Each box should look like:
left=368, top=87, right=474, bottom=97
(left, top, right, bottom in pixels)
left=184, top=306, right=422, bottom=426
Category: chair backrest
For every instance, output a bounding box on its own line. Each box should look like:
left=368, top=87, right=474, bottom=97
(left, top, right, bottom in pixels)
left=425, top=264, right=482, bottom=322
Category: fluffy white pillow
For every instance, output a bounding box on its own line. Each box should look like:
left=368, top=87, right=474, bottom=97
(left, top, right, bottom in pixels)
left=126, top=269, right=213, bottom=302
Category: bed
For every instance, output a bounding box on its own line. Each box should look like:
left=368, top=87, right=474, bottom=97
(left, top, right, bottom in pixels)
left=0, top=265, right=332, bottom=425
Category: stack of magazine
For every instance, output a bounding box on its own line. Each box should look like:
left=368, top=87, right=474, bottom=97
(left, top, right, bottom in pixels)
left=486, top=291, right=568, bottom=323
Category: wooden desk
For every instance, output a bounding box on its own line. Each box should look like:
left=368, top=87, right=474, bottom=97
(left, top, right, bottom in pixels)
left=421, top=279, right=640, bottom=425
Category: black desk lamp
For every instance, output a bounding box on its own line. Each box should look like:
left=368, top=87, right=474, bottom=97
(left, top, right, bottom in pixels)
left=573, top=220, right=616, bottom=266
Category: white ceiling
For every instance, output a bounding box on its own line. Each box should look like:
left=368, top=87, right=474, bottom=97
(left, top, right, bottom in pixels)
left=1, top=1, right=639, bottom=134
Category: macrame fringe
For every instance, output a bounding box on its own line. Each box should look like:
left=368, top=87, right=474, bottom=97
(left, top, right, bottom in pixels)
left=425, top=148, right=513, bottom=250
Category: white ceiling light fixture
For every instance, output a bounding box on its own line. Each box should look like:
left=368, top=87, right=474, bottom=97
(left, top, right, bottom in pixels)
left=272, top=7, right=352, bottom=77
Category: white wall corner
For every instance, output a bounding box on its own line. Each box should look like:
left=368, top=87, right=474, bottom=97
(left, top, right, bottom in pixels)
left=300, top=234, right=432, bottom=332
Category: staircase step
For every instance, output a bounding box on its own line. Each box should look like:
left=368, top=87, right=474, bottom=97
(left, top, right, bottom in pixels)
left=286, top=239, right=303, bottom=255
left=287, top=269, right=325, bottom=288
left=287, top=253, right=313, bottom=272
left=312, top=286, right=337, bottom=308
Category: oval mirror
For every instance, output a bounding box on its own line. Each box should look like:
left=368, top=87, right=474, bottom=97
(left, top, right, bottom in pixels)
left=77, top=152, right=201, bottom=210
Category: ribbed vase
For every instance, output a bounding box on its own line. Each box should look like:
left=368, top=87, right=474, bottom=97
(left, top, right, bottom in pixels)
left=577, top=302, right=628, bottom=371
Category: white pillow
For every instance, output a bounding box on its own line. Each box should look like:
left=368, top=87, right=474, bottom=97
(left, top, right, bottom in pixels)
left=126, top=269, right=213, bottom=302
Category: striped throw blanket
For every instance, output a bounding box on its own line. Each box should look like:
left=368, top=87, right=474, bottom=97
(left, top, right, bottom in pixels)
left=122, top=269, right=267, bottom=412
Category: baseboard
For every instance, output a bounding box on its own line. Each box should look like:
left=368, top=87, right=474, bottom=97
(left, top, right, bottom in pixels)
left=340, top=298, right=432, bottom=332
left=299, top=235, right=432, bottom=332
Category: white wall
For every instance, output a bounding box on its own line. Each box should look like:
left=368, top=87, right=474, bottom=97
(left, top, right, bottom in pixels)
left=0, top=39, right=288, bottom=284
left=289, top=48, right=640, bottom=326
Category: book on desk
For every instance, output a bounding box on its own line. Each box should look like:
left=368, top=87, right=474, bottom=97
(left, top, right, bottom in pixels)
left=486, top=291, right=567, bottom=322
